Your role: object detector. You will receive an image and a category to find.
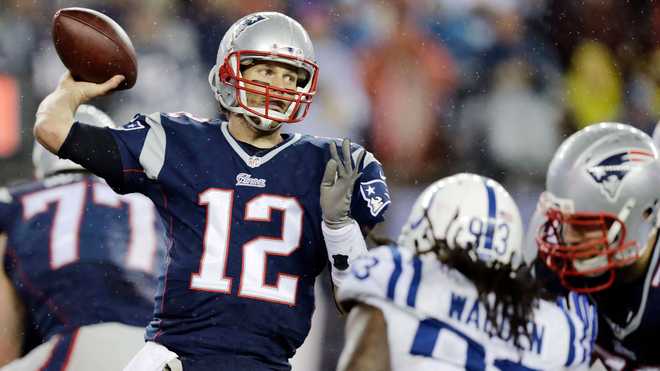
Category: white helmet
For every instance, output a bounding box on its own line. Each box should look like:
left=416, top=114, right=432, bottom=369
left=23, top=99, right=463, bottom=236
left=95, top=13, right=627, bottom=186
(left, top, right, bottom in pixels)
left=208, top=12, right=319, bottom=132
left=399, top=173, right=524, bottom=269
left=32, top=105, right=115, bottom=179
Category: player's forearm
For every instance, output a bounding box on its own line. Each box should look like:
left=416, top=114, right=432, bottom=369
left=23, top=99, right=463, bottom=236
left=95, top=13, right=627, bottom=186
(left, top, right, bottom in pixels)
left=337, top=304, right=391, bottom=371
left=323, top=220, right=368, bottom=289
left=34, top=88, right=81, bottom=153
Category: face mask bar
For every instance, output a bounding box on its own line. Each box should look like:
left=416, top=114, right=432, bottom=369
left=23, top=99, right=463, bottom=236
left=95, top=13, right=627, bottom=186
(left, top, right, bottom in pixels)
left=218, top=50, right=319, bottom=124
left=536, top=209, right=638, bottom=293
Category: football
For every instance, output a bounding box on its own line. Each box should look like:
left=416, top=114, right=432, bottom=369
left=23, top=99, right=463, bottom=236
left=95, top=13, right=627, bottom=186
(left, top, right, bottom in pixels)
left=52, top=7, right=137, bottom=90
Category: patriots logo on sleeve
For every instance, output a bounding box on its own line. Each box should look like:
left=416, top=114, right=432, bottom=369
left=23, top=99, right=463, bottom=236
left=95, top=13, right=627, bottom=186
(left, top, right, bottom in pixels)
left=586, top=150, right=654, bottom=202
left=360, top=180, right=391, bottom=217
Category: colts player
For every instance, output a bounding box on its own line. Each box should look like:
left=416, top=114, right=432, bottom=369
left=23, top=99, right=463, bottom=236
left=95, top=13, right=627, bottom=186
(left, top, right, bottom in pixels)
left=33, top=12, right=390, bottom=371
left=338, top=174, right=596, bottom=370
left=0, top=105, right=165, bottom=370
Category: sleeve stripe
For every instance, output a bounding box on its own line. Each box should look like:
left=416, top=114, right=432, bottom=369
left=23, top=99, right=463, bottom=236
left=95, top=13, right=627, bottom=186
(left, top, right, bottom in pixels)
left=139, top=113, right=166, bottom=180
left=352, top=148, right=380, bottom=169
left=574, top=293, right=589, bottom=364
left=351, top=148, right=365, bottom=167
left=406, top=256, right=423, bottom=307
left=483, top=180, right=497, bottom=250
left=559, top=298, right=577, bottom=367
left=386, top=246, right=402, bottom=300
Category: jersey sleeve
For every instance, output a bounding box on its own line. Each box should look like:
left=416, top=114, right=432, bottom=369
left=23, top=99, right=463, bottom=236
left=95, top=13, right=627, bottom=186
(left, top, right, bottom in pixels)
left=107, top=112, right=166, bottom=194
left=555, top=292, right=598, bottom=369
left=349, top=147, right=391, bottom=229
left=338, top=245, right=421, bottom=312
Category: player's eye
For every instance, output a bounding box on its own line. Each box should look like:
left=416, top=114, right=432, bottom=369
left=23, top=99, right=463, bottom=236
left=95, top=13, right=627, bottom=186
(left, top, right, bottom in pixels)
left=284, top=73, right=297, bottom=85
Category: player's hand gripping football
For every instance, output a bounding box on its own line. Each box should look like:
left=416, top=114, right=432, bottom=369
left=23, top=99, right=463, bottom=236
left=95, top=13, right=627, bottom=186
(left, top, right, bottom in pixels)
left=55, top=71, right=125, bottom=107
left=320, top=139, right=365, bottom=230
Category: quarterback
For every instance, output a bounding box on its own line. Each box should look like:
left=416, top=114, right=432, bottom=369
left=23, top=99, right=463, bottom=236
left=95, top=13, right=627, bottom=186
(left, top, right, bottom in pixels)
left=33, top=11, right=390, bottom=371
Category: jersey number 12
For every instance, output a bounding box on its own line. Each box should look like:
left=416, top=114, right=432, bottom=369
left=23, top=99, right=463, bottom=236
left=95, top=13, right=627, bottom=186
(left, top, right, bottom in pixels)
left=191, top=189, right=302, bottom=306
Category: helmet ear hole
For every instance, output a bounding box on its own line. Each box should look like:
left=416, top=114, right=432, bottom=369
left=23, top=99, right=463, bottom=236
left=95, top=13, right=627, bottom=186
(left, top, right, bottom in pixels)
left=643, top=199, right=659, bottom=220
left=643, top=207, right=654, bottom=220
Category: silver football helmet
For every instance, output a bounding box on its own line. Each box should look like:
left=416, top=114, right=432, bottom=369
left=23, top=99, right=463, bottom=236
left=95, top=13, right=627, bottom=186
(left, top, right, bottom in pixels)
left=33, top=105, right=116, bottom=179
left=399, top=173, right=524, bottom=269
left=653, top=121, right=660, bottom=150
left=208, top=12, right=319, bottom=132
left=537, top=123, right=660, bottom=292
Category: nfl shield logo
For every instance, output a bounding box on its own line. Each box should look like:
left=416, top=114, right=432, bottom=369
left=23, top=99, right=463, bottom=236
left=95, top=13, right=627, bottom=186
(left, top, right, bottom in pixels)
left=246, top=156, right=262, bottom=168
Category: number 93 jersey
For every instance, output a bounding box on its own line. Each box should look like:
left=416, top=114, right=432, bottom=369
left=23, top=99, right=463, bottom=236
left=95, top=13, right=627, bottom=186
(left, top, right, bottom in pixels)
left=106, top=112, right=390, bottom=366
left=338, top=246, right=597, bottom=371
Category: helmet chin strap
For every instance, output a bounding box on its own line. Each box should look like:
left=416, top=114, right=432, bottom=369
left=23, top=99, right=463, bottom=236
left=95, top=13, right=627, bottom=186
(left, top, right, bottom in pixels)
left=243, top=113, right=283, bottom=132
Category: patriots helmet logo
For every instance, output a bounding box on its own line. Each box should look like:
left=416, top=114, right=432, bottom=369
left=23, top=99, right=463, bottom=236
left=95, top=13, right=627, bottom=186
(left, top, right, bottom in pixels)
left=243, top=14, right=267, bottom=27
left=234, top=14, right=268, bottom=39
left=587, top=150, right=654, bottom=202
left=360, top=180, right=391, bottom=217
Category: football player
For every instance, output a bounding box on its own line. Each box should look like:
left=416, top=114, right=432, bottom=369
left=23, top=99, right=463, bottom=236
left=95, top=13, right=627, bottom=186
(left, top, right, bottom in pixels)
left=0, top=105, right=166, bottom=370
left=337, top=173, right=596, bottom=370
left=534, top=123, right=660, bottom=369
left=33, top=12, right=390, bottom=371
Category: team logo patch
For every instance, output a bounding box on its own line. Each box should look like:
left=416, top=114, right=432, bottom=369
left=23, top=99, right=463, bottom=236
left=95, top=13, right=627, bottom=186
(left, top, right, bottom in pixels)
left=360, top=179, right=391, bottom=217
left=234, top=14, right=268, bottom=39
left=116, top=121, right=145, bottom=131
left=586, top=150, right=654, bottom=202
left=235, top=173, right=266, bottom=188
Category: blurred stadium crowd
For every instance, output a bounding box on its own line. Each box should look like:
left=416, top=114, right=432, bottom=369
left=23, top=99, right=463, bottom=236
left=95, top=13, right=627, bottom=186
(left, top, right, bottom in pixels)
left=1, top=0, right=659, bottom=368
left=2, top=0, right=660, bottom=229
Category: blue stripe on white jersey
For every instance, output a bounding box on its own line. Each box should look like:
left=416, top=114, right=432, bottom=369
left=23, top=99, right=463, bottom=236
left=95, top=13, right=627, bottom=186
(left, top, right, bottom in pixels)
left=387, top=247, right=403, bottom=301
left=483, top=180, right=497, bottom=250
left=557, top=296, right=577, bottom=366
left=407, top=257, right=423, bottom=307
left=556, top=292, right=597, bottom=367
left=339, top=245, right=598, bottom=370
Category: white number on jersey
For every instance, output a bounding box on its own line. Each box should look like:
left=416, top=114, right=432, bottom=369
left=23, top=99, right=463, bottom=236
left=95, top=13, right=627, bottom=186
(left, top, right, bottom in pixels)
left=21, top=180, right=158, bottom=272
left=190, top=189, right=303, bottom=305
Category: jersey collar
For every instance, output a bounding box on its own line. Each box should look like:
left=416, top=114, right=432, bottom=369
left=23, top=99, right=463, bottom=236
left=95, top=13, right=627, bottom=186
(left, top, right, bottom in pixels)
left=220, top=122, right=301, bottom=168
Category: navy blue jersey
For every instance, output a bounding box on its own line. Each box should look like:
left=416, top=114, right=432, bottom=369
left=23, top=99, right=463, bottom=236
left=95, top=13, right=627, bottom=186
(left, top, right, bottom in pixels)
left=107, top=112, right=390, bottom=369
left=590, top=235, right=660, bottom=369
left=0, top=174, right=166, bottom=342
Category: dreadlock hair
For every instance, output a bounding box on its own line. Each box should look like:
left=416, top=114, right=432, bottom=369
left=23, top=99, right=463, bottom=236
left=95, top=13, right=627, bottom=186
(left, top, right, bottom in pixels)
left=429, top=239, right=551, bottom=349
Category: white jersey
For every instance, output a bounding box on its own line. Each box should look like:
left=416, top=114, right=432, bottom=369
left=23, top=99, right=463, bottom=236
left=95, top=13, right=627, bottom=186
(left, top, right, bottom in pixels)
left=338, top=246, right=597, bottom=371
